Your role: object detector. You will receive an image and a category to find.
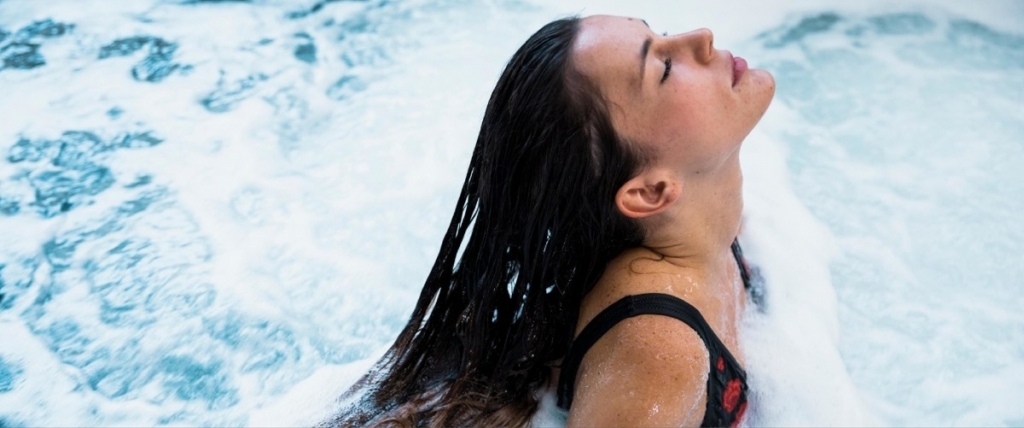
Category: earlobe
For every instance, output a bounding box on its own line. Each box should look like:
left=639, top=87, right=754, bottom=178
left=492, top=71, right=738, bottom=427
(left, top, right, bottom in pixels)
left=615, top=173, right=680, bottom=219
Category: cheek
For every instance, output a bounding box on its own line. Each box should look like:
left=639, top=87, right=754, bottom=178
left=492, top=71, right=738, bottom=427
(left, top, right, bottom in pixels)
left=655, top=88, right=734, bottom=151
left=622, top=78, right=748, bottom=169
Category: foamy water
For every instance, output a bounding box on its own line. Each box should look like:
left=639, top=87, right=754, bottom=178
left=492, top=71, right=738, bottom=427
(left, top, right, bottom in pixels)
left=0, top=0, right=1021, bottom=426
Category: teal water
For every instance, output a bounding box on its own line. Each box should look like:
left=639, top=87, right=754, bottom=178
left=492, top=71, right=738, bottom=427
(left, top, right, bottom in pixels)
left=0, top=0, right=1021, bottom=426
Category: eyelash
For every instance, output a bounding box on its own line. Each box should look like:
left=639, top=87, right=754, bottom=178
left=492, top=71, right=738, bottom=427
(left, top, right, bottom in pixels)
left=659, top=32, right=672, bottom=83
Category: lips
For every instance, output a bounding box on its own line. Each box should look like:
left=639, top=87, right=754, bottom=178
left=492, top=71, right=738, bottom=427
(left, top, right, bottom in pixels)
left=732, top=55, right=747, bottom=87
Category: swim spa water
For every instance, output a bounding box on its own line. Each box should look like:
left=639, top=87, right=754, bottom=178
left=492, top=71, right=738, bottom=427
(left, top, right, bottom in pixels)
left=0, top=0, right=1021, bottom=426
left=753, top=9, right=1024, bottom=426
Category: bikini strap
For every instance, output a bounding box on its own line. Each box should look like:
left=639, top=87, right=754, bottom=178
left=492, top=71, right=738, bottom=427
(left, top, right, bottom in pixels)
left=556, top=293, right=729, bottom=410
left=731, top=239, right=752, bottom=291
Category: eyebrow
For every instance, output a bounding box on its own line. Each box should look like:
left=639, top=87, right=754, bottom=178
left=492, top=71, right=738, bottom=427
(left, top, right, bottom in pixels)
left=639, top=36, right=652, bottom=87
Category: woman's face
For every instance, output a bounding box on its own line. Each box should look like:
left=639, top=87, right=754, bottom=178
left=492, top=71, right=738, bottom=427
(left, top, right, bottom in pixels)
left=572, top=15, right=775, bottom=176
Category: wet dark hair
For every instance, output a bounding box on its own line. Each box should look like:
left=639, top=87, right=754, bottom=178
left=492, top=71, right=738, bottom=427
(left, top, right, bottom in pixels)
left=325, top=16, right=649, bottom=427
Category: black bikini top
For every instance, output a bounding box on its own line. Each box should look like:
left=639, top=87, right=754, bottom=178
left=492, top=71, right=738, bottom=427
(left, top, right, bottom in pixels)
left=556, top=241, right=754, bottom=427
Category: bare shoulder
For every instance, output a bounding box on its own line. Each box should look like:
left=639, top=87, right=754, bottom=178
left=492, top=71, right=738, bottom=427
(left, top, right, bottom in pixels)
left=565, top=310, right=711, bottom=427
left=566, top=247, right=714, bottom=426
left=561, top=240, right=757, bottom=426
left=578, top=247, right=696, bottom=329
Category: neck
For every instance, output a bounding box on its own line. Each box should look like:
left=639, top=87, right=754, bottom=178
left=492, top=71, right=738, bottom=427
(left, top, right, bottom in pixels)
left=641, top=157, right=743, bottom=269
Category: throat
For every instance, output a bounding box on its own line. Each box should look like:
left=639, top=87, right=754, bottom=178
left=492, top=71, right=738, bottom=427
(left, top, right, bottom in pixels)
left=644, top=158, right=744, bottom=260
left=642, top=196, right=743, bottom=266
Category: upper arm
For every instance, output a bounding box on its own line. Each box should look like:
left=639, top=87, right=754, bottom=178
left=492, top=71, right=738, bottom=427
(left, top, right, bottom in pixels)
left=565, top=314, right=710, bottom=428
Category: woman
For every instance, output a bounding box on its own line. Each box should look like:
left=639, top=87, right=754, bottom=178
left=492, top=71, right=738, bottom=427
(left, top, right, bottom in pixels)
left=326, top=14, right=774, bottom=427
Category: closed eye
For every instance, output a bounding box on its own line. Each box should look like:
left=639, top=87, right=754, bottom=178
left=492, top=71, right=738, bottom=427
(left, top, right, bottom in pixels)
left=660, top=57, right=672, bottom=84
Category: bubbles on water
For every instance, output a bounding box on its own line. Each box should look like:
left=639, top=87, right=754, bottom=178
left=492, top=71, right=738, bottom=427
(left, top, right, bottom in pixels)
left=203, top=310, right=309, bottom=394
left=200, top=71, right=267, bottom=113
left=229, top=187, right=269, bottom=225
left=30, top=168, right=115, bottom=217
left=177, top=0, right=255, bottom=4
left=0, top=357, right=20, bottom=393
left=6, top=137, right=58, bottom=164
left=98, top=36, right=158, bottom=59
left=0, top=417, right=23, bottom=428
left=0, top=257, right=38, bottom=311
left=293, top=32, right=317, bottom=64
left=13, top=19, right=73, bottom=40
left=0, top=42, right=44, bottom=70
left=129, top=42, right=185, bottom=82
left=0, top=184, right=18, bottom=215
left=97, top=36, right=188, bottom=83
left=864, top=12, right=936, bottom=35
left=146, top=279, right=215, bottom=316
left=754, top=8, right=1024, bottom=425
left=3, top=130, right=164, bottom=218
left=155, top=355, right=239, bottom=410
left=760, top=13, right=841, bottom=48
left=4, top=184, right=328, bottom=417
left=325, top=74, right=366, bottom=101
left=17, top=196, right=201, bottom=409
left=0, top=19, right=74, bottom=72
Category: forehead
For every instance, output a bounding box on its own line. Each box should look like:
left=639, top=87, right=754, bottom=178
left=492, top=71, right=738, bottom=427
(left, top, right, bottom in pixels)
left=573, top=15, right=651, bottom=96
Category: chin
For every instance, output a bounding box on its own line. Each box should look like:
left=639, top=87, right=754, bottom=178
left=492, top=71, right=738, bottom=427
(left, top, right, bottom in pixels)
left=747, top=68, right=776, bottom=115
left=753, top=68, right=776, bottom=99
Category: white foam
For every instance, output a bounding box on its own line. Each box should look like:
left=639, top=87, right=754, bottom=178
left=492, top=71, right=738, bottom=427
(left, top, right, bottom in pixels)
left=738, top=124, right=876, bottom=426
left=2, top=0, right=1021, bottom=426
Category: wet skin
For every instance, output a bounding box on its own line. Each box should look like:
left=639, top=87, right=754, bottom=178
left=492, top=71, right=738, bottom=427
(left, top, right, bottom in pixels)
left=561, top=15, right=775, bottom=428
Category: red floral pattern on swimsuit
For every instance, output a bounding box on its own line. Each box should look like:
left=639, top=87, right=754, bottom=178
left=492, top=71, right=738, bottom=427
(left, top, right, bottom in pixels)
left=723, top=379, right=742, bottom=412
left=731, top=402, right=748, bottom=428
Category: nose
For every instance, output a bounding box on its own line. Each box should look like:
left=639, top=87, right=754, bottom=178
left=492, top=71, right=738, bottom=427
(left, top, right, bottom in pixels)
left=673, top=28, right=714, bottom=64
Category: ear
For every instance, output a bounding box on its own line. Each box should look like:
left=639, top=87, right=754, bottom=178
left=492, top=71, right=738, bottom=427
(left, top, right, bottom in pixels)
left=615, top=170, right=681, bottom=219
